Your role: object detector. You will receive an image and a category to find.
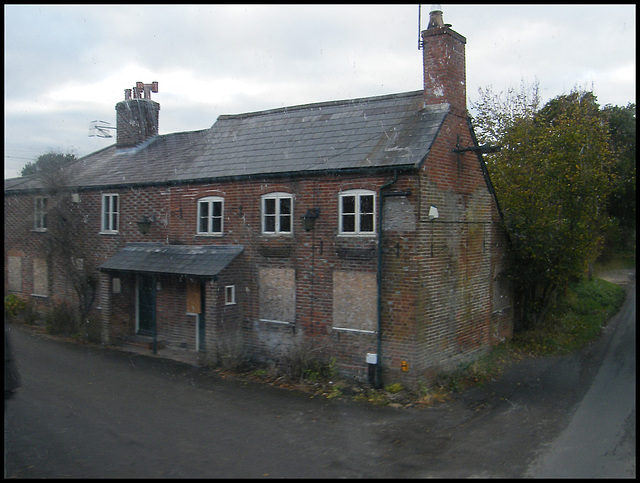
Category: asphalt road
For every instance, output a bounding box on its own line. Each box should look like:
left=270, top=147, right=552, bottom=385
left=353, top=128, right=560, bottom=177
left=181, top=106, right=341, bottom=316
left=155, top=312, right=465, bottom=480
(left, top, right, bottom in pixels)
left=525, top=279, right=636, bottom=477
left=4, top=274, right=635, bottom=478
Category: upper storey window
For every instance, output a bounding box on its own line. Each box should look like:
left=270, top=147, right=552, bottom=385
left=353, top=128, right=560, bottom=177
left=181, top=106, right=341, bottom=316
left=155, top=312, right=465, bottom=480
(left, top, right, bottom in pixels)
left=101, top=194, right=119, bottom=233
left=262, top=193, right=292, bottom=235
left=197, top=197, right=224, bottom=235
left=34, top=196, right=47, bottom=231
left=339, top=190, right=375, bottom=235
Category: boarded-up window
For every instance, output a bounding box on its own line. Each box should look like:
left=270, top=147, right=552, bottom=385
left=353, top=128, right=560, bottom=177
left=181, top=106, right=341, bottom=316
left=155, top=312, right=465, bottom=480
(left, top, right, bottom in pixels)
left=33, top=258, right=48, bottom=297
left=186, top=280, right=201, bottom=314
left=259, top=267, right=295, bottom=323
left=333, top=270, right=377, bottom=332
left=8, top=256, right=22, bottom=292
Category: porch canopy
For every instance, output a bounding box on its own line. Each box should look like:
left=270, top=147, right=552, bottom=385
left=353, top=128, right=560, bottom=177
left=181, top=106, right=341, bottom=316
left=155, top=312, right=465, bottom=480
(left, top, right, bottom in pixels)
left=99, top=243, right=244, bottom=278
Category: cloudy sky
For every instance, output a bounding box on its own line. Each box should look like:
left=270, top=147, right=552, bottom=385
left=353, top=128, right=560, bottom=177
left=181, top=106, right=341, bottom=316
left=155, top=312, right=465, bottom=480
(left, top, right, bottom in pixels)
left=4, top=4, right=636, bottom=179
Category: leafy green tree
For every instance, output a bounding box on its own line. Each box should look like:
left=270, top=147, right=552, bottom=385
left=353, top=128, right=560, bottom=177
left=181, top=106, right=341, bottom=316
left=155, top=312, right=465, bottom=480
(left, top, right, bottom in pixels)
left=21, top=152, right=76, bottom=177
left=473, top=88, right=615, bottom=328
left=601, top=103, right=636, bottom=246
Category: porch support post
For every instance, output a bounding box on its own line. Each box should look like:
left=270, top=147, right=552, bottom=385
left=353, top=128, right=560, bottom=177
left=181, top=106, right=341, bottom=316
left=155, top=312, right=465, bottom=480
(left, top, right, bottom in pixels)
left=152, top=274, right=157, bottom=355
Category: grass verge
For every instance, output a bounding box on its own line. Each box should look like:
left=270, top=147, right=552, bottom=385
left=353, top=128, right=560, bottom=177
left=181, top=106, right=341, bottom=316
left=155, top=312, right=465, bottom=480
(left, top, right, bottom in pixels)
left=511, top=277, right=626, bottom=355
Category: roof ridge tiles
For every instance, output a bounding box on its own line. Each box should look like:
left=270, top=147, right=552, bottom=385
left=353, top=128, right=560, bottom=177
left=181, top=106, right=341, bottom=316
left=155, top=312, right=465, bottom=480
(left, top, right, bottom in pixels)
left=217, top=89, right=424, bottom=121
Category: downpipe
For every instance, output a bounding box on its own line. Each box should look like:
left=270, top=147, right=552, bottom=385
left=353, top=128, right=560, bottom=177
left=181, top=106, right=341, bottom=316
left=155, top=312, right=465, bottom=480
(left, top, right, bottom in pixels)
left=374, top=171, right=399, bottom=388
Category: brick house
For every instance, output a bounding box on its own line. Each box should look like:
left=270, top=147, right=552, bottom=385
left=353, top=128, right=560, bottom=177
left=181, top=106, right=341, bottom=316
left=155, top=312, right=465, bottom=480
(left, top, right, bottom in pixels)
left=4, top=9, right=513, bottom=386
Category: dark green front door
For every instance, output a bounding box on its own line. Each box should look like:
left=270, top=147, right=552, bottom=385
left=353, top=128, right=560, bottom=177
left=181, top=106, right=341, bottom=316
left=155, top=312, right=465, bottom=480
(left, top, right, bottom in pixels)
left=138, top=274, right=155, bottom=335
left=197, top=281, right=206, bottom=352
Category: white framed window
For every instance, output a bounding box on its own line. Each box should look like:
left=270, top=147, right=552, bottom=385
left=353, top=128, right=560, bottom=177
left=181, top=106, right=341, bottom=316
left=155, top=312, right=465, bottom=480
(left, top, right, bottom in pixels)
left=34, top=196, right=47, bottom=231
left=101, top=194, right=119, bottom=233
left=339, top=189, right=375, bottom=235
left=197, top=196, right=224, bottom=235
left=112, top=277, right=122, bottom=294
left=261, top=192, right=293, bottom=234
left=225, top=285, right=236, bottom=305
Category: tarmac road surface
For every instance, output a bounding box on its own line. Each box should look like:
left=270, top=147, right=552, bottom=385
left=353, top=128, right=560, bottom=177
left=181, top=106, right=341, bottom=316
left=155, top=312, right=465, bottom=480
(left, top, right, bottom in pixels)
left=525, top=279, right=635, bottom=477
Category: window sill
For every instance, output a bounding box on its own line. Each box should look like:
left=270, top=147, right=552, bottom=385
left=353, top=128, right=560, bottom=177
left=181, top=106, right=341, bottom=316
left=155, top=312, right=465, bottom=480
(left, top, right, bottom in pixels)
left=195, top=233, right=224, bottom=238
left=99, top=231, right=119, bottom=235
left=31, top=229, right=47, bottom=233
left=259, top=319, right=292, bottom=325
left=332, top=327, right=376, bottom=334
left=337, top=233, right=377, bottom=238
left=491, top=306, right=512, bottom=315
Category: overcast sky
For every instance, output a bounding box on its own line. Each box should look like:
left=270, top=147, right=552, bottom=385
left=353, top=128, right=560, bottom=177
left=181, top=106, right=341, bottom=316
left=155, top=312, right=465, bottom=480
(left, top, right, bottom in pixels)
left=4, top=4, right=636, bottom=179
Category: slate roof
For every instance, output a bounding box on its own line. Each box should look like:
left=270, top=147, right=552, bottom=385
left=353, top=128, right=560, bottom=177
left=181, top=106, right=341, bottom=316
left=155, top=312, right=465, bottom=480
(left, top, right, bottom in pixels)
left=181, top=91, right=447, bottom=181
left=5, top=90, right=449, bottom=193
left=99, top=243, right=244, bottom=278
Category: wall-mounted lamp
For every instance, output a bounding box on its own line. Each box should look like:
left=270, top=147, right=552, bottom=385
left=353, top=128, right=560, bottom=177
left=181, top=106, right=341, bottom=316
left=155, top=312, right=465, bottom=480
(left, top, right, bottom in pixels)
left=137, top=215, right=155, bottom=234
left=428, top=205, right=439, bottom=221
left=301, top=208, right=320, bottom=231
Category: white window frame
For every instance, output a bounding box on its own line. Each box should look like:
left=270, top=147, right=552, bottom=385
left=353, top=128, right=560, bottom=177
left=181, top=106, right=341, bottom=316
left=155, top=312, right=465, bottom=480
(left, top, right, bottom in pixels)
left=34, top=196, right=47, bottom=231
left=261, top=192, right=293, bottom=235
left=338, top=189, right=376, bottom=235
left=101, top=193, right=119, bottom=233
left=225, top=285, right=236, bottom=305
left=197, top=196, right=224, bottom=235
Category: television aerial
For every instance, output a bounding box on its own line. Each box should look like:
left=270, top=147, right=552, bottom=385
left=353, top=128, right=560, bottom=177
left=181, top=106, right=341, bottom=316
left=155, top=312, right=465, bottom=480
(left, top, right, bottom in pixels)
left=88, top=120, right=116, bottom=138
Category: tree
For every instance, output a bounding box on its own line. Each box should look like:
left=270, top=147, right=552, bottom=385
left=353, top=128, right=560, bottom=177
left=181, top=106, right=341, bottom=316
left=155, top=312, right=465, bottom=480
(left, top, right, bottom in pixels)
left=21, top=152, right=77, bottom=177
left=32, top=153, right=97, bottom=332
left=472, top=87, right=615, bottom=328
left=601, top=103, right=636, bottom=247
left=471, top=78, right=541, bottom=147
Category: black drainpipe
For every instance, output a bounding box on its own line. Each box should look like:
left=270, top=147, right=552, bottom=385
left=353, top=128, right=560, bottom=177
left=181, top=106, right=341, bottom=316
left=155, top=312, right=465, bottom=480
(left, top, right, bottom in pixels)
left=375, top=171, right=399, bottom=388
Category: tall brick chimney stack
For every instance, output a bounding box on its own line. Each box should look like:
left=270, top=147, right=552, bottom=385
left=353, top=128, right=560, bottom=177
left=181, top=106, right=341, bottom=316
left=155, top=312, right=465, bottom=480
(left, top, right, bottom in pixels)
left=421, top=6, right=467, bottom=116
left=115, top=81, right=160, bottom=149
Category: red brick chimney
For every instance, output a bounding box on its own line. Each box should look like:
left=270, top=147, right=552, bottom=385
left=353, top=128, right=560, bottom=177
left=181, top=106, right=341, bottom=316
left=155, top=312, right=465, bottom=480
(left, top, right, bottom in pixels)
left=421, top=7, right=467, bottom=116
left=115, top=81, right=160, bottom=149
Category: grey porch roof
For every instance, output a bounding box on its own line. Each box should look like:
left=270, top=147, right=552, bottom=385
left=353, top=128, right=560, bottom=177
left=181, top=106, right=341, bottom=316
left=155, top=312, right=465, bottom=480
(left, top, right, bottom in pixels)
left=5, top=90, right=449, bottom=192
left=99, top=243, right=244, bottom=278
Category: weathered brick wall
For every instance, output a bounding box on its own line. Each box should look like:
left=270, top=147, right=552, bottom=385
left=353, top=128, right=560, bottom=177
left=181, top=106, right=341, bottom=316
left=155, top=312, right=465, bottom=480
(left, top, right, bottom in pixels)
left=203, top=258, right=246, bottom=365
left=107, top=272, right=136, bottom=341
left=409, top=113, right=510, bottom=381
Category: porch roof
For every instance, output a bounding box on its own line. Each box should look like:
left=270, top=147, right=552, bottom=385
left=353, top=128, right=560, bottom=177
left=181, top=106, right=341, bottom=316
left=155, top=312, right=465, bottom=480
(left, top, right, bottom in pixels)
left=99, top=243, right=244, bottom=278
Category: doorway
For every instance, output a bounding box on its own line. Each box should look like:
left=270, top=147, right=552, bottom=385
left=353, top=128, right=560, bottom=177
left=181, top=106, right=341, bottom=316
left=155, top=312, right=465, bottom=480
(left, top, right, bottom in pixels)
left=188, top=279, right=206, bottom=352
left=137, top=274, right=156, bottom=335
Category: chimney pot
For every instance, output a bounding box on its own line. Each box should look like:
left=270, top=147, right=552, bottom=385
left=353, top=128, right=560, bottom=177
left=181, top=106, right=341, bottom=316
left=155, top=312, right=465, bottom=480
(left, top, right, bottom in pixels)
left=428, top=5, right=444, bottom=29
